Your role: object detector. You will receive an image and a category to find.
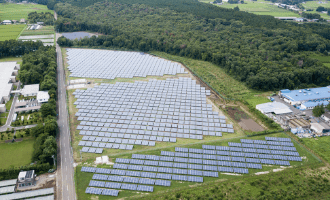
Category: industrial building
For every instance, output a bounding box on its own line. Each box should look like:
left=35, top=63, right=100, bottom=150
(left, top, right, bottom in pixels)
left=256, top=102, right=292, bottom=115
left=279, top=86, right=330, bottom=108
left=37, top=91, right=49, bottom=103
left=0, top=62, right=19, bottom=111
left=300, top=101, right=329, bottom=110
left=20, top=84, right=39, bottom=97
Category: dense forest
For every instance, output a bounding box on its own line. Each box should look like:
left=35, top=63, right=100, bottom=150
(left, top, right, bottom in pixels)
left=0, top=40, right=44, bottom=58
left=28, top=11, right=54, bottom=25
left=54, top=0, right=330, bottom=90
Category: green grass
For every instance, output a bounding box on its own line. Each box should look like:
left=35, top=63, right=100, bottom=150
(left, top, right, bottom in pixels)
left=245, top=95, right=271, bottom=107
left=301, top=136, right=330, bottom=164
left=0, top=138, right=34, bottom=169
left=201, top=0, right=300, bottom=17
left=76, top=132, right=320, bottom=200
left=0, top=3, right=53, bottom=21
left=303, top=1, right=330, bottom=20
left=20, top=26, right=55, bottom=36
left=5, top=97, right=13, bottom=111
left=0, top=25, right=26, bottom=41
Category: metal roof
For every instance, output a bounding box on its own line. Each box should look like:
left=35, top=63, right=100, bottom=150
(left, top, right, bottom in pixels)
left=0, top=187, right=54, bottom=200
left=0, top=179, right=17, bottom=188
left=281, top=86, right=330, bottom=102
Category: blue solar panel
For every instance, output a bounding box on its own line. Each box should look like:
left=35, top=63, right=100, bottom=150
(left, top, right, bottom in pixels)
left=175, top=152, right=189, bottom=157
left=254, top=144, right=268, bottom=149
left=273, top=155, right=288, bottom=160
left=203, top=160, right=218, bottom=165
left=278, top=137, right=291, bottom=142
left=187, top=176, right=203, bottom=182
left=92, top=174, right=108, bottom=180
left=217, top=156, right=231, bottom=161
left=188, top=158, right=203, bottom=164
left=287, top=156, right=302, bottom=162
left=108, top=175, right=124, bottom=182
left=280, top=142, right=294, bottom=146
left=203, top=171, right=218, bottom=177
left=173, top=163, right=188, bottom=168
left=130, top=159, right=145, bottom=165
left=144, top=160, right=159, bottom=166
left=175, top=147, right=189, bottom=152
left=217, top=151, right=230, bottom=156
left=187, top=170, right=203, bottom=176
left=265, top=137, right=278, bottom=141
left=275, top=160, right=290, bottom=166
left=113, top=163, right=128, bottom=170
left=85, top=187, right=103, bottom=195
left=155, top=179, right=171, bottom=186
left=203, top=150, right=217, bottom=155
left=233, top=168, right=249, bottom=174
left=202, top=145, right=216, bottom=150
left=173, top=168, right=188, bottom=174
left=230, top=147, right=242, bottom=152
left=271, top=150, right=286, bottom=155
left=233, top=162, right=247, bottom=168
left=267, top=141, right=280, bottom=146
left=231, top=152, right=245, bottom=157
left=254, top=140, right=267, bottom=145
left=189, top=148, right=204, bottom=154
left=244, top=153, right=259, bottom=158
left=116, top=158, right=131, bottom=163
left=243, top=148, right=257, bottom=153
left=95, top=168, right=111, bottom=174
left=174, top=157, right=188, bottom=163
left=283, top=146, right=297, bottom=152
left=125, top=171, right=141, bottom=177
left=246, top=163, right=262, bottom=169
left=132, top=154, right=146, bottom=159
left=188, top=164, right=203, bottom=170
left=146, top=155, right=160, bottom=161
left=246, top=158, right=260, bottom=163
left=137, top=185, right=154, bottom=192
left=139, top=178, right=155, bottom=185
left=143, top=166, right=158, bottom=172
left=219, top=161, right=232, bottom=167
left=127, top=165, right=143, bottom=171
left=228, top=142, right=242, bottom=147
left=156, top=173, right=173, bottom=180
left=259, top=154, right=273, bottom=159
left=159, top=156, right=174, bottom=162
left=218, top=167, right=233, bottom=173
left=172, top=175, right=188, bottom=181
left=81, top=167, right=97, bottom=173
left=260, top=159, right=275, bottom=165
left=121, top=183, right=137, bottom=190
left=216, top=146, right=230, bottom=151
left=159, top=162, right=173, bottom=167
left=240, top=139, right=254, bottom=144
left=203, top=165, right=218, bottom=171
left=285, top=151, right=299, bottom=156
left=158, top=167, right=173, bottom=173
left=203, top=155, right=217, bottom=160
left=141, top=172, right=157, bottom=178
left=256, top=149, right=271, bottom=154
left=111, top=170, right=126, bottom=176
left=124, top=177, right=140, bottom=183
left=269, top=145, right=283, bottom=150
left=105, top=182, right=122, bottom=189
left=231, top=157, right=245, bottom=162
left=189, top=153, right=203, bottom=159
left=102, top=189, right=119, bottom=196
left=161, top=151, right=175, bottom=156
left=89, top=180, right=105, bottom=187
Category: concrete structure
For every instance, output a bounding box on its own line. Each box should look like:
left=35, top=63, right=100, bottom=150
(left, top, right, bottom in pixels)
left=37, top=91, right=49, bottom=103
left=19, top=18, right=26, bottom=23
left=0, top=104, right=5, bottom=113
left=15, top=106, right=41, bottom=113
left=300, top=101, right=329, bottom=110
left=321, top=113, right=330, bottom=122
left=0, top=62, right=19, bottom=104
left=279, top=86, right=330, bottom=106
left=2, top=20, right=12, bottom=25
left=21, top=84, right=39, bottom=97
left=69, top=79, right=87, bottom=85
left=310, top=122, right=330, bottom=135
left=256, top=102, right=292, bottom=115
left=18, top=170, right=36, bottom=187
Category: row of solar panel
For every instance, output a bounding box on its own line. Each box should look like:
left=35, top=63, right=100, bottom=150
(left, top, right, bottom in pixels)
left=175, top=145, right=297, bottom=152
left=201, top=145, right=296, bottom=151
left=92, top=174, right=202, bottom=183
left=161, top=151, right=300, bottom=158
left=89, top=181, right=155, bottom=191
left=227, top=141, right=294, bottom=147
left=79, top=140, right=156, bottom=147
left=85, top=187, right=119, bottom=196
left=81, top=147, right=104, bottom=153
left=80, top=136, right=177, bottom=143
left=79, top=131, right=220, bottom=138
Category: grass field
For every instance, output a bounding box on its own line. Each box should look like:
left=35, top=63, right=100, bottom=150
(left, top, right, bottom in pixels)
left=0, top=138, right=34, bottom=169
left=20, top=26, right=55, bottom=36
left=0, top=3, right=53, bottom=21
left=245, top=95, right=271, bottom=107
left=0, top=25, right=26, bottom=41
left=301, top=136, right=330, bottom=164
left=303, top=1, right=330, bottom=20
left=310, top=53, right=330, bottom=68
left=200, top=0, right=300, bottom=17
left=76, top=132, right=320, bottom=200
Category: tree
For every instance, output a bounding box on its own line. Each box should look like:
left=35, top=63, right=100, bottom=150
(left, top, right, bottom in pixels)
left=313, top=105, right=325, bottom=117
left=44, top=116, right=58, bottom=137
left=40, top=103, right=57, bottom=118
left=39, top=136, right=57, bottom=164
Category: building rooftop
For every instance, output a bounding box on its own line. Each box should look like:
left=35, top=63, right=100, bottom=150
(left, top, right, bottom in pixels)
left=21, top=84, right=39, bottom=96
left=0, top=62, right=17, bottom=103
left=37, top=91, right=49, bottom=102
left=256, top=102, right=292, bottom=115
left=301, top=101, right=329, bottom=108
left=281, top=86, right=330, bottom=102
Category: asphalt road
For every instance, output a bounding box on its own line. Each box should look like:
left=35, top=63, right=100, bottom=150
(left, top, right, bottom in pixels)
left=56, top=34, right=76, bottom=200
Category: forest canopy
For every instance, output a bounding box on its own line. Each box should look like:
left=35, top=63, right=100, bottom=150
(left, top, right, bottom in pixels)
left=54, top=0, right=330, bottom=90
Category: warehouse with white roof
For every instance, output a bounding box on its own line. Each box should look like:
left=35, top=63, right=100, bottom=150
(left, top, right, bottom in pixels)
left=256, top=102, right=293, bottom=115
left=0, top=62, right=19, bottom=109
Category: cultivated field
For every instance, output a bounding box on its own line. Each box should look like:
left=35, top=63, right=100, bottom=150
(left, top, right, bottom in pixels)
left=0, top=3, right=53, bottom=21
left=200, top=0, right=300, bottom=17
left=303, top=1, right=330, bottom=20
left=0, top=25, right=26, bottom=41
left=20, top=26, right=55, bottom=36
left=0, top=137, right=34, bottom=169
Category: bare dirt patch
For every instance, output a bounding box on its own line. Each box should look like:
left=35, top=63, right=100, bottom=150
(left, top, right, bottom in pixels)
left=226, top=107, right=264, bottom=132
left=239, top=119, right=264, bottom=132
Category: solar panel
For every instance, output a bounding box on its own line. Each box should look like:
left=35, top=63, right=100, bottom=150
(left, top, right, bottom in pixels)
left=111, top=170, right=126, bottom=176
left=141, top=172, right=157, bottom=178
left=187, top=176, right=203, bottom=182
left=233, top=168, right=249, bottom=174
left=244, top=153, right=259, bottom=158
left=203, top=171, right=218, bottom=177
left=246, top=158, right=260, bottom=163
left=260, top=159, right=275, bottom=165
left=161, top=151, right=175, bottom=156
left=203, top=160, right=218, bottom=165
left=121, top=183, right=137, bottom=190
left=130, top=159, right=145, bottom=165
left=102, top=189, right=119, bottom=196
left=202, top=145, right=216, bottom=150
left=287, top=156, right=302, bottom=162
left=231, top=157, right=245, bottom=162
left=92, top=174, right=108, bottom=181
left=108, top=176, right=124, bottom=182
left=89, top=180, right=105, bottom=187
left=229, top=147, right=242, bottom=152
left=95, top=168, right=111, bottom=174
left=216, top=151, right=230, bottom=156
left=246, top=163, right=262, bottom=169
left=175, top=152, right=189, bottom=157
left=146, top=155, right=160, bottom=161
left=144, top=161, right=159, bottom=166
left=139, top=178, right=155, bottom=185
left=159, top=156, right=174, bottom=162
left=203, top=165, right=218, bottom=171
left=216, top=146, right=230, bottom=151
left=81, top=167, right=96, bottom=173
left=132, top=154, right=146, bottom=159
left=275, top=160, right=290, bottom=166
left=175, top=147, right=189, bottom=152
left=173, top=163, right=188, bottom=169
left=240, top=139, right=254, bottom=143
left=228, top=142, right=242, bottom=147
left=113, top=163, right=128, bottom=170
left=116, top=158, right=131, bottom=164
left=127, top=165, right=143, bottom=171
left=124, top=177, right=140, bottom=183
left=187, top=170, right=203, bottom=176
left=172, top=175, right=187, bottom=181
left=125, top=171, right=141, bottom=177
left=85, top=187, right=103, bottom=195
left=156, top=173, right=172, bottom=180
left=155, top=179, right=171, bottom=187
left=137, top=185, right=154, bottom=192
left=218, top=167, right=233, bottom=173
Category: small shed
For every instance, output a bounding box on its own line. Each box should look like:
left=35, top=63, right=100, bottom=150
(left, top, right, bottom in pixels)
left=37, top=91, right=49, bottom=103
left=18, top=170, right=36, bottom=187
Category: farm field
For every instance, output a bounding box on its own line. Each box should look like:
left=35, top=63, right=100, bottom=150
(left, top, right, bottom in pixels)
left=20, top=26, right=55, bottom=36
left=75, top=132, right=320, bottom=200
left=0, top=3, right=53, bottom=21
left=200, top=0, right=300, bottom=17
left=0, top=25, right=26, bottom=41
left=0, top=137, right=34, bottom=169
left=301, top=136, right=330, bottom=164
left=303, top=1, right=330, bottom=20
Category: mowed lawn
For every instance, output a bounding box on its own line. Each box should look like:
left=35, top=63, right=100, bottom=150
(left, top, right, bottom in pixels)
left=0, top=3, right=53, bottom=21
left=0, top=25, right=26, bottom=41
left=0, top=138, right=34, bottom=169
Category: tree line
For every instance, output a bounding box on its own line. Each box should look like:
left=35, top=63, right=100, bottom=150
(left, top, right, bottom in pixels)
left=55, top=1, right=330, bottom=90
left=0, top=40, right=44, bottom=58
left=28, top=11, right=54, bottom=25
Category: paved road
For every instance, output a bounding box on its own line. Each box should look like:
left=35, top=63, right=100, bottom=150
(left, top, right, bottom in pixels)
left=56, top=33, right=76, bottom=200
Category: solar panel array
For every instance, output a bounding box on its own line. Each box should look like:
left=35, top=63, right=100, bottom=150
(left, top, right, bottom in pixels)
left=67, top=49, right=188, bottom=79
left=75, top=78, right=233, bottom=152
left=85, top=187, right=119, bottom=196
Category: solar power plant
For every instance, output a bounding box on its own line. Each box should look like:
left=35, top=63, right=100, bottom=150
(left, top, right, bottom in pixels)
left=105, top=182, right=122, bottom=189
left=137, top=185, right=154, bottom=192
left=121, top=183, right=137, bottom=190
left=74, top=78, right=232, bottom=151
left=155, top=180, right=171, bottom=186
left=95, top=168, right=111, bottom=174
left=81, top=167, right=96, bottom=173
left=66, top=49, right=187, bottom=79
left=85, top=187, right=103, bottom=195
left=102, top=189, right=119, bottom=196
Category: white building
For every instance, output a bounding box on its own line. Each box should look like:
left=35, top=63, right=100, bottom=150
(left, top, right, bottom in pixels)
left=18, top=170, right=36, bottom=187
left=69, top=79, right=87, bottom=85
left=37, top=91, right=49, bottom=103
left=21, top=84, right=39, bottom=97
left=321, top=113, right=330, bottom=122
left=256, top=102, right=293, bottom=115
left=0, top=62, right=19, bottom=104
left=0, top=104, right=5, bottom=113
left=2, top=20, right=12, bottom=25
